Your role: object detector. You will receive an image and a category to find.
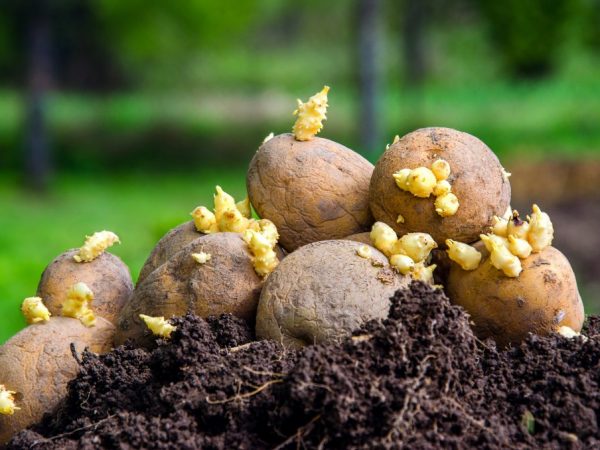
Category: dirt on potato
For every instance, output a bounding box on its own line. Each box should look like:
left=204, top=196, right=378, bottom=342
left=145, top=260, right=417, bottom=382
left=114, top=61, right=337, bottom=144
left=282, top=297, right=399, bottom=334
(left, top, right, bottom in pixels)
left=8, top=282, right=600, bottom=450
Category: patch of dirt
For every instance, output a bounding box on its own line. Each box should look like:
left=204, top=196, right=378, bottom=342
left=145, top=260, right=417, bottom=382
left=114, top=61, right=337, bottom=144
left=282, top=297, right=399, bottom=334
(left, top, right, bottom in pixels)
left=8, top=282, right=600, bottom=449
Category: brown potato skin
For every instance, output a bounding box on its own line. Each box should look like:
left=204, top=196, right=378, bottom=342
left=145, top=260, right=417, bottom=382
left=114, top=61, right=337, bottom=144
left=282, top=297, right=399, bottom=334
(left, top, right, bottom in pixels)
left=0, top=317, right=114, bottom=444
left=247, top=133, right=374, bottom=252
left=138, top=221, right=202, bottom=284
left=343, top=232, right=372, bottom=245
left=369, top=127, right=511, bottom=245
left=37, top=250, right=133, bottom=325
left=256, top=239, right=410, bottom=348
left=446, top=244, right=584, bottom=347
left=115, top=232, right=266, bottom=347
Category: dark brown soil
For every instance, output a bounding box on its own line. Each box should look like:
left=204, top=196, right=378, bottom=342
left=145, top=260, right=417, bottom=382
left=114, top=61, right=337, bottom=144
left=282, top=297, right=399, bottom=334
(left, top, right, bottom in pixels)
left=8, top=283, right=600, bottom=450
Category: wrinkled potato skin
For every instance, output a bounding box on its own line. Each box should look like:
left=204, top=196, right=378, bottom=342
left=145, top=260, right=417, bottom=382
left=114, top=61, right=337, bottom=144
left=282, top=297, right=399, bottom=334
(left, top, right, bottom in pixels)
left=343, top=232, right=372, bottom=246
left=0, top=317, right=114, bottom=444
left=138, top=221, right=202, bottom=284
left=115, top=233, right=265, bottom=347
left=369, top=128, right=511, bottom=244
left=446, top=244, right=584, bottom=347
left=37, top=250, right=133, bottom=325
left=256, top=240, right=409, bottom=348
left=247, top=134, right=374, bottom=252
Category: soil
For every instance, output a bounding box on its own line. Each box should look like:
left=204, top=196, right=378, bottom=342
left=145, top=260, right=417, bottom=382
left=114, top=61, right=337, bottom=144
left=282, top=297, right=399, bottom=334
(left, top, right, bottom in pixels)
left=7, top=282, right=600, bottom=450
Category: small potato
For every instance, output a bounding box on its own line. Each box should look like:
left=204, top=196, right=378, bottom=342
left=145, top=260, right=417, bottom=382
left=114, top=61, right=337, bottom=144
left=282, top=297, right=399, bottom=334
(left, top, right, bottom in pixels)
left=256, top=240, right=410, bottom=348
left=369, top=127, right=511, bottom=244
left=446, top=244, right=584, bottom=347
left=137, top=221, right=202, bottom=283
left=0, top=317, right=114, bottom=444
left=115, top=232, right=267, bottom=347
left=247, top=134, right=374, bottom=252
left=37, top=250, right=133, bottom=325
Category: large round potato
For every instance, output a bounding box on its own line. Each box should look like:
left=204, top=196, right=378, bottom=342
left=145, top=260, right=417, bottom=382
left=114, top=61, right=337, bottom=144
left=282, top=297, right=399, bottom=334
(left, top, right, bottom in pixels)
left=247, top=133, right=374, bottom=252
left=37, top=250, right=133, bottom=325
left=0, top=317, right=114, bottom=444
left=137, top=221, right=202, bottom=283
left=369, top=128, right=511, bottom=244
left=446, top=244, right=584, bottom=347
left=115, top=232, right=266, bottom=347
left=256, top=239, right=410, bottom=348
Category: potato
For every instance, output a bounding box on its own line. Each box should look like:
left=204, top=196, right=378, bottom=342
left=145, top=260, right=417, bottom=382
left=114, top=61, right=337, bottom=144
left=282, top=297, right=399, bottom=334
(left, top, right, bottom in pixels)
left=369, top=128, right=511, bottom=244
left=256, top=239, right=409, bottom=348
left=247, top=133, right=374, bottom=252
left=37, top=250, right=133, bottom=325
left=343, top=232, right=372, bottom=245
left=445, top=243, right=584, bottom=347
left=137, top=221, right=201, bottom=283
left=115, top=232, right=266, bottom=347
left=0, top=317, right=114, bottom=444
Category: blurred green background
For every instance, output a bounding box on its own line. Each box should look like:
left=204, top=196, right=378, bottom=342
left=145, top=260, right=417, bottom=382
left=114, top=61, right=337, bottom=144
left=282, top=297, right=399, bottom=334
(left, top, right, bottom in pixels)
left=1, top=0, right=600, bottom=343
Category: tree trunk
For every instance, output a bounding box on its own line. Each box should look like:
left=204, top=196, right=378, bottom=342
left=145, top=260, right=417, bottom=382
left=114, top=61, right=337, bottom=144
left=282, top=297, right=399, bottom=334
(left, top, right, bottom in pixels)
left=24, top=0, right=52, bottom=192
left=356, top=0, right=382, bottom=157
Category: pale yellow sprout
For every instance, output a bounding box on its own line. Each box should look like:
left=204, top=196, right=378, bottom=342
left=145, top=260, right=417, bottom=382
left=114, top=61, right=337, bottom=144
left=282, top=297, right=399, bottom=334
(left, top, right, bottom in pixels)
left=292, top=86, right=329, bottom=141
left=434, top=192, right=459, bottom=217
left=62, top=282, right=96, bottom=327
left=489, top=243, right=522, bottom=277
left=263, top=132, right=274, bottom=144
left=396, top=214, right=405, bottom=224
left=507, top=211, right=530, bottom=240
left=490, top=215, right=508, bottom=237
left=356, top=245, right=372, bottom=259
left=502, top=206, right=513, bottom=220
left=432, top=180, right=451, bottom=197
left=557, top=326, right=581, bottom=339
left=392, top=168, right=412, bottom=191
left=370, top=222, right=398, bottom=257
left=0, top=385, right=19, bottom=415
left=390, top=254, right=415, bottom=275
left=407, top=167, right=437, bottom=198
left=213, top=186, right=238, bottom=223
left=73, top=231, right=120, bottom=263
left=247, top=219, right=279, bottom=247
left=507, top=235, right=532, bottom=259
left=139, top=314, right=176, bottom=339
left=235, top=197, right=252, bottom=219
left=411, top=263, right=437, bottom=284
left=446, top=239, right=481, bottom=271
left=218, top=208, right=251, bottom=233
left=501, top=167, right=512, bottom=182
left=191, top=252, right=211, bottom=265
left=21, top=296, right=51, bottom=324
left=191, top=206, right=219, bottom=234
left=243, top=229, right=279, bottom=277
left=431, top=159, right=451, bottom=181
left=394, top=232, right=437, bottom=263
left=528, top=204, right=554, bottom=252
left=480, top=233, right=509, bottom=253
left=392, top=135, right=400, bottom=145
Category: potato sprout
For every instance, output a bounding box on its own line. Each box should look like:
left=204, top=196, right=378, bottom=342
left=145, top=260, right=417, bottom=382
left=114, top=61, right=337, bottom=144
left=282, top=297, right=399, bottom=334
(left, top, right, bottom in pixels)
left=191, top=206, right=219, bottom=234
left=62, top=282, right=96, bottom=327
left=243, top=219, right=280, bottom=277
left=489, top=243, right=522, bottom=277
left=434, top=192, right=460, bottom=217
left=73, top=231, right=120, bottom=263
left=446, top=239, right=482, bottom=271
left=431, top=159, right=451, bottom=181
left=432, top=180, right=451, bottom=197
left=356, top=245, right=372, bottom=259
left=507, top=235, right=532, bottom=259
left=0, top=385, right=19, bottom=416
left=390, top=254, right=414, bottom=275
left=394, top=232, right=437, bottom=263
left=557, top=326, right=581, bottom=339
left=139, top=314, right=176, bottom=339
left=528, top=204, right=554, bottom=252
left=191, top=252, right=211, bottom=265
left=21, top=297, right=51, bottom=324
left=370, top=222, right=398, bottom=257
left=292, top=86, right=329, bottom=141
left=507, top=211, right=530, bottom=240
left=412, top=262, right=437, bottom=284
left=407, top=167, right=437, bottom=198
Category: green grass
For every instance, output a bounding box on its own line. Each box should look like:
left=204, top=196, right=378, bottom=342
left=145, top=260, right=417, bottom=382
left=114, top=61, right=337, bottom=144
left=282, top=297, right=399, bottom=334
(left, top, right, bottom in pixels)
left=0, top=171, right=246, bottom=344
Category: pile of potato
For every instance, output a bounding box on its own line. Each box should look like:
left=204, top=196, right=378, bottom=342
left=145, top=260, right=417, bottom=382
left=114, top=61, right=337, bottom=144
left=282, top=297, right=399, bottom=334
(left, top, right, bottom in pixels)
left=0, top=86, right=585, bottom=443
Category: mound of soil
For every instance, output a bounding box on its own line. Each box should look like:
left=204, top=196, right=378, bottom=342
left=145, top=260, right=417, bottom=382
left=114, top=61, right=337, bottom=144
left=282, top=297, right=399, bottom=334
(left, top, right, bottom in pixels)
left=8, top=283, right=600, bottom=449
